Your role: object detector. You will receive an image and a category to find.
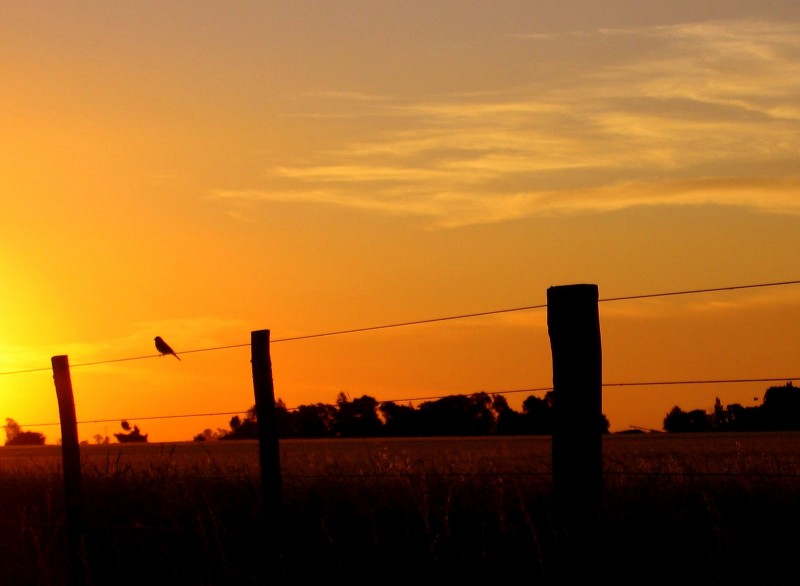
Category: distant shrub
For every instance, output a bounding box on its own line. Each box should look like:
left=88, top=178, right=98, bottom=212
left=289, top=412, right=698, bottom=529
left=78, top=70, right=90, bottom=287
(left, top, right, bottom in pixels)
left=5, top=431, right=46, bottom=446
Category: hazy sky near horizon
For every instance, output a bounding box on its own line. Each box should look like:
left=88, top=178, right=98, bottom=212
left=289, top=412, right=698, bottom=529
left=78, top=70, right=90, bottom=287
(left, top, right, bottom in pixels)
left=2, top=1, right=800, bottom=442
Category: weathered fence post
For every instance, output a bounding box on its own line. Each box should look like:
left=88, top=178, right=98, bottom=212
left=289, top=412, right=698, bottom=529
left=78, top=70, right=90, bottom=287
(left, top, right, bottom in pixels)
left=547, top=284, right=603, bottom=578
left=51, top=355, right=87, bottom=586
left=251, top=329, right=283, bottom=579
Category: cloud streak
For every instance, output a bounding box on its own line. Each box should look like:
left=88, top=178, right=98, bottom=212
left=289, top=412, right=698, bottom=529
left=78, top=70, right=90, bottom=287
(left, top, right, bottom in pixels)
left=215, top=19, right=800, bottom=227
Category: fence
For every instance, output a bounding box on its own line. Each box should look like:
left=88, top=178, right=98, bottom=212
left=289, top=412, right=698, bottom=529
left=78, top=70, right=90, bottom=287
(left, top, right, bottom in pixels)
left=39, top=284, right=601, bottom=583
left=2, top=279, right=800, bottom=583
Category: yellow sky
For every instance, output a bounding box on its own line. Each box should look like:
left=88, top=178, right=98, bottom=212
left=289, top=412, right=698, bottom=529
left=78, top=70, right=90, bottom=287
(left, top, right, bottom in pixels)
left=2, top=1, right=799, bottom=442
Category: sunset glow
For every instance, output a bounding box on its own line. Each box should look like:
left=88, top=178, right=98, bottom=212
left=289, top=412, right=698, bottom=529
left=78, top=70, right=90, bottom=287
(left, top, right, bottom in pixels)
left=2, top=1, right=799, bottom=442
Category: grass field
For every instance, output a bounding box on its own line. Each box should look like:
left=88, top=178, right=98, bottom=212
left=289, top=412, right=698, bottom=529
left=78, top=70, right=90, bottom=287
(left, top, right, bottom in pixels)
left=1, top=433, right=799, bottom=585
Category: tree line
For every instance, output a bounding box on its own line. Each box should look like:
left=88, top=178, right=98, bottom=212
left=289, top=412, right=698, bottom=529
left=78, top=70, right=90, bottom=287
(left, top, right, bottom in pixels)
left=663, top=382, right=800, bottom=432
left=195, top=391, right=611, bottom=441
left=6, top=383, right=796, bottom=446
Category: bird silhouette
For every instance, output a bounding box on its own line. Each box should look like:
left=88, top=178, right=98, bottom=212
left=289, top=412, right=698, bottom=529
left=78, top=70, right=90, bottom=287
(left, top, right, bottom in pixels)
left=154, top=336, right=181, bottom=360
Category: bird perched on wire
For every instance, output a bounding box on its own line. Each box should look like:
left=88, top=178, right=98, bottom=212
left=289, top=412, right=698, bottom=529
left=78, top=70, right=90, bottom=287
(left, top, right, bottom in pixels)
left=154, top=336, right=181, bottom=361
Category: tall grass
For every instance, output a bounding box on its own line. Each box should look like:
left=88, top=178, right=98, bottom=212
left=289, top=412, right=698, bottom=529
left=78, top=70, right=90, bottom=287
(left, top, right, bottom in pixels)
left=0, top=434, right=799, bottom=584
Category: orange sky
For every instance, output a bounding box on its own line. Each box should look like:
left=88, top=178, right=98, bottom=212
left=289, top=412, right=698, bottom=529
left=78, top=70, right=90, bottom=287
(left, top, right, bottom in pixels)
left=2, top=1, right=800, bottom=443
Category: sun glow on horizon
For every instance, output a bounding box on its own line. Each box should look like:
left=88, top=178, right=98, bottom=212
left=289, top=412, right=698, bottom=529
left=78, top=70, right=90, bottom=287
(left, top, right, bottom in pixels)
left=1, top=2, right=799, bottom=441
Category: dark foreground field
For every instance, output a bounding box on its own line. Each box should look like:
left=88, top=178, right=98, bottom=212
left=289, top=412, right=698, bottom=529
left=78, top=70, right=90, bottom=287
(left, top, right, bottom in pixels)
left=1, top=433, right=800, bottom=585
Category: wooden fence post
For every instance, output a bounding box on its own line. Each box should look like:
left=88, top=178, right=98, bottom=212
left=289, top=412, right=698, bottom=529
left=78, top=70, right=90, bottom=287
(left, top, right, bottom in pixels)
left=51, top=355, right=87, bottom=586
left=251, top=329, right=283, bottom=579
left=547, top=284, right=603, bottom=578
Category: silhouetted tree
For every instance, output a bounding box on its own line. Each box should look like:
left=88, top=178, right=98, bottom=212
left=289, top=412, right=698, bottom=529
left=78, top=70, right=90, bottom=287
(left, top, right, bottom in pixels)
left=467, top=392, right=497, bottom=435
left=220, top=407, right=259, bottom=440
left=114, top=420, right=148, bottom=443
left=662, top=383, right=800, bottom=433
left=295, top=403, right=337, bottom=437
left=663, top=407, right=711, bottom=432
left=711, top=397, right=726, bottom=429
left=4, top=418, right=46, bottom=446
left=379, top=401, right=420, bottom=436
left=417, top=395, right=473, bottom=436
left=215, top=401, right=301, bottom=439
left=275, top=399, right=302, bottom=437
left=411, top=393, right=498, bottom=436
left=723, top=402, right=762, bottom=431
left=761, top=382, right=800, bottom=430
left=193, top=428, right=226, bottom=442
left=493, top=394, right=526, bottom=435
left=334, top=393, right=383, bottom=437
left=521, top=395, right=554, bottom=434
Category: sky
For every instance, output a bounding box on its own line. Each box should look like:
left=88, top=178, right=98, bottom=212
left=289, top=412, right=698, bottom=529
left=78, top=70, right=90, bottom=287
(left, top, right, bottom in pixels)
left=2, top=1, right=799, bottom=443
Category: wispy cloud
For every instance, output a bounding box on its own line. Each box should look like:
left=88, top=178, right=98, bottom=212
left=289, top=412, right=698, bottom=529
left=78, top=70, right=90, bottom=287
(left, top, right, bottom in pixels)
left=300, top=90, right=390, bottom=102
left=214, top=176, right=800, bottom=228
left=214, top=19, right=800, bottom=227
